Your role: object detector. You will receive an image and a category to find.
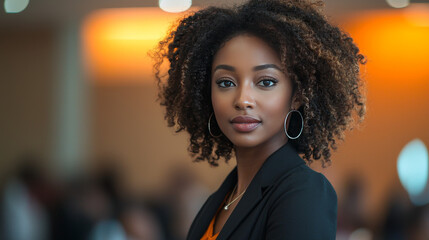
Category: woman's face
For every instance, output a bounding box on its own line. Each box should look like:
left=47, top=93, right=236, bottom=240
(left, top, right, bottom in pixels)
left=211, top=34, right=298, bottom=149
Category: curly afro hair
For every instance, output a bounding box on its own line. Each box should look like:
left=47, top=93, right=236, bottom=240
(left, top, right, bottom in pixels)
left=151, top=0, right=366, bottom=168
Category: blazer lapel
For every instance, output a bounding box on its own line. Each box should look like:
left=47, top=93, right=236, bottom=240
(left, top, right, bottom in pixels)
left=217, top=142, right=305, bottom=240
left=216, top=175, right=263, bottom=240
left=188, top=142, right=305, bottom=240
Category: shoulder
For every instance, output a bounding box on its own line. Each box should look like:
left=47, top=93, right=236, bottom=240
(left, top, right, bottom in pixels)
left=265, top=165, right=337, bottom=239
left=284, top=165, right=337, bottom=201
left=270, top=163, right=337, bottom=203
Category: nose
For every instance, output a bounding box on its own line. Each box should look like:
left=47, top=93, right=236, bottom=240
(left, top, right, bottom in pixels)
left=234, top=84, right=256, bottom=110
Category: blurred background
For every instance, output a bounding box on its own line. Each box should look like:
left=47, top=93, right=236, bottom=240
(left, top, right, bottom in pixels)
left=1, top=0, right=429, bottom=239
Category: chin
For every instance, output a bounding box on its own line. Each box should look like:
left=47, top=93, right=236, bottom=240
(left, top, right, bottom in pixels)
left=227, top=135, right=266, bottom=149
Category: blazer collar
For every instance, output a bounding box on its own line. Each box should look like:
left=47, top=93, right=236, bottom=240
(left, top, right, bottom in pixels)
left=259, top=141, right=306, bottom=188
left=187, top=141, right=305, bottom=240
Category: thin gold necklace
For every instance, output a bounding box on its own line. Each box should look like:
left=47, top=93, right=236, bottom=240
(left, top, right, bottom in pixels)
left=224, top=184, right=246, bottom=210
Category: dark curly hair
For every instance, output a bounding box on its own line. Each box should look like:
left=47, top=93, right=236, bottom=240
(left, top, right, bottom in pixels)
left=150, top=0, right=366, bottom=168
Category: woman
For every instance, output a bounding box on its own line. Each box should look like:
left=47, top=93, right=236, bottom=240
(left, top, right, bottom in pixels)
left=151, top=0, right=366, bottom=239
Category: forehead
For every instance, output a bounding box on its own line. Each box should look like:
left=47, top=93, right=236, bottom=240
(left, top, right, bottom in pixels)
left=212, top=34, right=282, bottom=71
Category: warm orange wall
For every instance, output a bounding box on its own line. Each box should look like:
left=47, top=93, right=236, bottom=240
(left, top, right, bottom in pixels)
left=82, top=7, right=200, bottom=84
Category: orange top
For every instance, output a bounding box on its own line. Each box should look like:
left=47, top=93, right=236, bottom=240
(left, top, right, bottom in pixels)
left=200, top=191, right=231, bottom=240
left=200, top=213, right=220, bottom=240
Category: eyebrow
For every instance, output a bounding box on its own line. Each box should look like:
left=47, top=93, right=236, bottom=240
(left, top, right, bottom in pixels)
left=213, top=64, right=282, bottom=72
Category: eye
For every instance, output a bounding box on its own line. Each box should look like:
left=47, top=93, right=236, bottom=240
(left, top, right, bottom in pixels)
left=216, top=79, right=236, bottom=88
left=257, top=78, right=278, bottom=87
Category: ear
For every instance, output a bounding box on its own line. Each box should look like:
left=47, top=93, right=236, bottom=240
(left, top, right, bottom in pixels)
left=291, top=93, right=302, bottom=110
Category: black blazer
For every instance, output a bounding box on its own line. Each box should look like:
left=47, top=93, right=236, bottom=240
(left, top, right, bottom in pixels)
left=186, top=142, right=337, bottom=240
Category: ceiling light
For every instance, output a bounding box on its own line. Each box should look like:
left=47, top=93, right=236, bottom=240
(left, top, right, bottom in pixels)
left=4, top=0, right=29, bottom=13
left=386, top=0, right=410, bottom=8
left=397, top=139, right=429, bottom=205
left=159, top=0, right=192, bottom=13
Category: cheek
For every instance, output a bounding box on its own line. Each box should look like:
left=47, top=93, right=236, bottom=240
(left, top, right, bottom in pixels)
left=211, top=90, right=235, bottom=136
left=211, top=89, right=229, bottom=117
left=260, top=92, right=290, bottom=120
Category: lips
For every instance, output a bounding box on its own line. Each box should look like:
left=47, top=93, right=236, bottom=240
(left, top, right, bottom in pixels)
left=231, top=116, right=261, bottom=132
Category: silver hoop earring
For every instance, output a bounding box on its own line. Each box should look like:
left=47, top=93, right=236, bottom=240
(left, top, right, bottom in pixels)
left=208, top=113, right=222, bottom=138
left=284, top=109, right=303, bottom=139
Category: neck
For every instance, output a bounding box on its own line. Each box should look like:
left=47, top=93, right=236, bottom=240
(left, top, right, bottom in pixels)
left=233, top=138, right=288, bottom=194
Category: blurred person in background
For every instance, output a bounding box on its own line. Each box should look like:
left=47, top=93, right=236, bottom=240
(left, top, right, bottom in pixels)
left=118, top=200, right=164, bottom=240
left=379, top=189, right=410, bottom=240
left=50, top=163, right=121, bottom=240
left=0, top=154, right=53, bottom=240
left=337, top=174, right=370, bottom=239
left=375, top=188, right=422, bottom=240
left=87, top=160, right=165, bottom=240
left=50, top=175, right=109, bottom=240
left=161, top=165, right=210, bottom=240
left=406, top=204, right=429, bottom=240
left=151, top=0, right=366, bottom=239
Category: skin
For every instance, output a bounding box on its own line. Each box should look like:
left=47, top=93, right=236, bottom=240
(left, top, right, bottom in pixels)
left=211, top=33, right=300, bottom=234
